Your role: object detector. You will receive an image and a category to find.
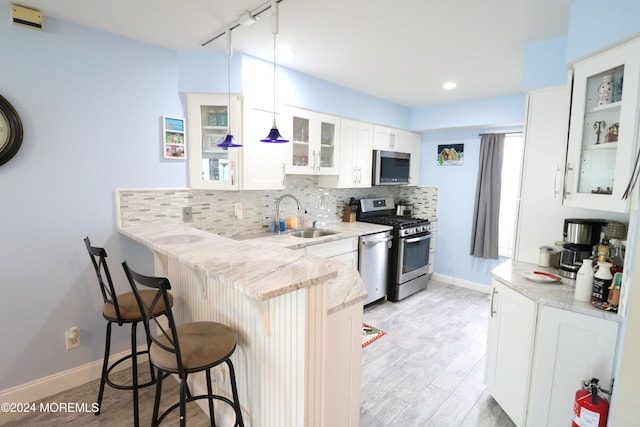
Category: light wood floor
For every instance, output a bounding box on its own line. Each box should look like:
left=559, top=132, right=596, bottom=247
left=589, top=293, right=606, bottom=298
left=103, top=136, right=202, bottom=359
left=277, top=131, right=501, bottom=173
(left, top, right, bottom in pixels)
left=361, top=279, right=515, bottom=427
left=1, top=280, right=514, bottom=427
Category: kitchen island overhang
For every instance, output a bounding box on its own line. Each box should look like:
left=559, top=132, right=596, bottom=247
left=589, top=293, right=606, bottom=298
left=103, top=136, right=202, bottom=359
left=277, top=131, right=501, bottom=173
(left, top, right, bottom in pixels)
left=118, top=221, right=367, bottom=426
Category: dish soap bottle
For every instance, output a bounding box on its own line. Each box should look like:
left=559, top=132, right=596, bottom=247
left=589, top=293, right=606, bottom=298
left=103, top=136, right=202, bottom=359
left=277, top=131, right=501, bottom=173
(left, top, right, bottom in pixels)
left=575, top=259, right=594, bottom=302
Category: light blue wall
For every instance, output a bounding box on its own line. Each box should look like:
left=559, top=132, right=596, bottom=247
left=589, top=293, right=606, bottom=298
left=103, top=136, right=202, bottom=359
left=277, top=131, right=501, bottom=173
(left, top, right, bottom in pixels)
left=522, top=37, right=569, bottom=90
left=177, top=51, right=243, bottom=94
left=410, top=94, right=526, bottom=131
left=567, top=0, right=640, bottom=64
left=0, top=6, right=184, bottom=389
left=421, top=129, right=516, bottom=285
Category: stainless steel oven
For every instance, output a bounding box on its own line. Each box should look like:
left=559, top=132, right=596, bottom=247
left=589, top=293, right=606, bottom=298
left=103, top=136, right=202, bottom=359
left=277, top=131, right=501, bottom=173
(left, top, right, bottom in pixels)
left=357, top=197, right=431, bottom=302
left=391, top=226, right=430, bottom=301
left=397, top=232, right=430, bottom=284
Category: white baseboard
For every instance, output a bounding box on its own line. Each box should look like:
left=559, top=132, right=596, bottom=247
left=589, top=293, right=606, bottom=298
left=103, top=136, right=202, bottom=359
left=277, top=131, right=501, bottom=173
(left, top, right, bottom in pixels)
left=0, top=344, right=147, bottom=404
left=431, top=273, right=491, bottom=294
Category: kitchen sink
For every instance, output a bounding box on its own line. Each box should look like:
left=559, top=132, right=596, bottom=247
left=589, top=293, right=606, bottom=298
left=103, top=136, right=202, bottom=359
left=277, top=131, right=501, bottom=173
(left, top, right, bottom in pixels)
left=287, top=228, right=338, bottom=238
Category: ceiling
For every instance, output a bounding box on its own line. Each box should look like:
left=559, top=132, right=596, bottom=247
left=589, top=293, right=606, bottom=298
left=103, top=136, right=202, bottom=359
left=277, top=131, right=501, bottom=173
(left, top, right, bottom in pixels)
left=5, top=0, right=572, bottom=107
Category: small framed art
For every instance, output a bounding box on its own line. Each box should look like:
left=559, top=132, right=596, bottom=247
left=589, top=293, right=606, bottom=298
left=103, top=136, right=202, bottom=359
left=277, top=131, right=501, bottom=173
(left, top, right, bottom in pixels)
left=163, top=116, right=186, bottom=159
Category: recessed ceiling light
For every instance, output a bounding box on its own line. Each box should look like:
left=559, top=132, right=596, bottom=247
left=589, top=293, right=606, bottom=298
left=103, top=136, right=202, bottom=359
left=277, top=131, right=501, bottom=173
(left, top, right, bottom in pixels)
left=443, top=81, right=457, bottom=90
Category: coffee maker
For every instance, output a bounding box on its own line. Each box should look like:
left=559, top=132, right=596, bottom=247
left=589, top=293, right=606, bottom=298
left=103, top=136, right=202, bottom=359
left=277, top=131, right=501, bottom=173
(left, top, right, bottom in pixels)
left=559, top=218, right=607, bottom=280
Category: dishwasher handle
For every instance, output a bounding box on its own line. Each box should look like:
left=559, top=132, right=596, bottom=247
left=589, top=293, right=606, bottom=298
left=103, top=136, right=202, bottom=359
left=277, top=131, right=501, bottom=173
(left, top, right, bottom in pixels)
left=361, top=236, right=392, bottom=244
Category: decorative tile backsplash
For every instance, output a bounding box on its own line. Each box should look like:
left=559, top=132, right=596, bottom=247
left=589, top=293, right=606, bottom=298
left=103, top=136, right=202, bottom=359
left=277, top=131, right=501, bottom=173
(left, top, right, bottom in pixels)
left=117, top=176, right=438, bottom=237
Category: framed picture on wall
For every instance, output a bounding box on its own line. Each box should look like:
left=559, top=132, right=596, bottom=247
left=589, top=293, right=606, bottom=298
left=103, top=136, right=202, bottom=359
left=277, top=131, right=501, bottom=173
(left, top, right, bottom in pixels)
left=163, top=116, right=186, bottom=159
left=437, top=143, right=464, bottom=166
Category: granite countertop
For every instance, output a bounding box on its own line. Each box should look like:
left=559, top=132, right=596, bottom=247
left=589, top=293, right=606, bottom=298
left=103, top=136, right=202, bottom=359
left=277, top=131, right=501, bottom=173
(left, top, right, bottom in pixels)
left=491, top=260, right=621, bottom=322
left=119, top=221, right=390, bottom=313
left=231, top=221, right=392, bottom=249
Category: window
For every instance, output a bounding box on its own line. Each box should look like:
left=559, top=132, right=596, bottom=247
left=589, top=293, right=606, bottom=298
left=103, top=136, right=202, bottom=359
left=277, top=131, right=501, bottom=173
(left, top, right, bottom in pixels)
left=498, top=133, right=524, bottom=257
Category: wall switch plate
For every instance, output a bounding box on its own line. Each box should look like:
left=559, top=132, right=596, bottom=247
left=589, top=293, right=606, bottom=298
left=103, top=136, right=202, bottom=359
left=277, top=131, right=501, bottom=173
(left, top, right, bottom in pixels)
left=182, top=206, right=192, bottom=222
left=234, top=202, right=243, bottom=219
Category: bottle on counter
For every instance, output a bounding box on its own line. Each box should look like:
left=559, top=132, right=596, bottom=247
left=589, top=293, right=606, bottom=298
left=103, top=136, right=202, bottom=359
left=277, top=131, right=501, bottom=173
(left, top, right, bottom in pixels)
left=592, top=261, right=613, bottom=303
left=575, top=259, right=594, bottom=302
left=607, top=272, right=622, bottom=309
left=597, top=233, right=610, bottom=262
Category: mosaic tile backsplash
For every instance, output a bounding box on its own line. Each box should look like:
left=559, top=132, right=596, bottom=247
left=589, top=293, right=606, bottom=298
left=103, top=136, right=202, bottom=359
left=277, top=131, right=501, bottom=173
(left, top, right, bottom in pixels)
left=117, top=176, right=438, bottom=237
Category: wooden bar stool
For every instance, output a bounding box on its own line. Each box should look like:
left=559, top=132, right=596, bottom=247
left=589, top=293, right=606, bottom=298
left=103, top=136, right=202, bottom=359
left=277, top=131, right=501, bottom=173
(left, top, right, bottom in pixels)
left=122, top=261, right=244, bottom=427
left=84, top=237, right=173, bottom=427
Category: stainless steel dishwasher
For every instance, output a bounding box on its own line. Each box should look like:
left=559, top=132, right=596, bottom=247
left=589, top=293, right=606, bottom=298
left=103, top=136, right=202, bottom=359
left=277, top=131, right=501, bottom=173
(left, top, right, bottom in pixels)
left=359, top=230, right=392, bottom=305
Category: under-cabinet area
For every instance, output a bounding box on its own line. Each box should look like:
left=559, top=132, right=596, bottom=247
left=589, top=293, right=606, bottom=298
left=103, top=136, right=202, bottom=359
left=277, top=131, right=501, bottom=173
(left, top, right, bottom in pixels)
left=486, top=261, right=620, bottom=427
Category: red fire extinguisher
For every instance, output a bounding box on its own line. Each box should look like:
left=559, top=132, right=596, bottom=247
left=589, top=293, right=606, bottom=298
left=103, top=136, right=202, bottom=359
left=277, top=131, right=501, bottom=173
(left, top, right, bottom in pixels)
left=572, top=378, right=610, bottom=427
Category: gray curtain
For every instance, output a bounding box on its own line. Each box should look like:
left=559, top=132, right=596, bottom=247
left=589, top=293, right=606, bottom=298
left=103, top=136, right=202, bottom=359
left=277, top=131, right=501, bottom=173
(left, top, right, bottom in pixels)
left=470, top=133, right=505, bottom=259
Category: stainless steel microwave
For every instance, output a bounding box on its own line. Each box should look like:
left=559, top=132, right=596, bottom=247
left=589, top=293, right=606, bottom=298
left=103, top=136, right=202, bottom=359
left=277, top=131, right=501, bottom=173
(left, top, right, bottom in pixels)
left=372, top=150, right=411, bottom=185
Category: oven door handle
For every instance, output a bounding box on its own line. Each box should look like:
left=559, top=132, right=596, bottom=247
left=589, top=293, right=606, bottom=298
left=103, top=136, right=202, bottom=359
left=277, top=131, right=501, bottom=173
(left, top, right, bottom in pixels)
left=404, top=234, right=430, bottom=244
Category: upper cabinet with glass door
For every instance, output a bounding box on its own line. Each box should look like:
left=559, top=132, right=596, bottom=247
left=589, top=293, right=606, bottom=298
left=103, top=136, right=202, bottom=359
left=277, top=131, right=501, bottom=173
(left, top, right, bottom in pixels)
left=284, top=107, right=340, bottom=175
left=564, top=38, right=640, bottom=212
left=187, top=93, right=242, bottom=190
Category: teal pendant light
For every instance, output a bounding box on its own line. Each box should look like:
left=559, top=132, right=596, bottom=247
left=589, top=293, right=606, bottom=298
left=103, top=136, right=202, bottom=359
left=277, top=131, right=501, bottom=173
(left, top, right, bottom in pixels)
left=218, top=30, right=242, bottom=148
left=261, top=0, right=289, bottom=143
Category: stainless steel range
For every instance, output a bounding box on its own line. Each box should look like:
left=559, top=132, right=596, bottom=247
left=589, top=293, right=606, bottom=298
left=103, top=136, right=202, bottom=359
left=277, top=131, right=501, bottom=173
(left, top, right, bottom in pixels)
left=357, top=197, right=431, bottom=301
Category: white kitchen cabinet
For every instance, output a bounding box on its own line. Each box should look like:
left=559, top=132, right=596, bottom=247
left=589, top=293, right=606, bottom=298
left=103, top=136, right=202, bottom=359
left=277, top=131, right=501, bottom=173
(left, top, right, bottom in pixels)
left=484, top=279, right=537, bottom=427
left=241, top=100, right=287, bottom=190
left=373, top=125, right=404, bottom=151
left=527, top=306, right=618, bottom=427
left=318, top=118, right=374, bottom=188
left=283, top=107, right=340, bottom=175
left=324, top=300, right=363, bottom=427
left=514, top=85, right=572, bottom=263
left=187, top=93, right=242, bottom=190
left=564, top=37, right=640, bottom=213
left=306, top=237, right=359, bottom=266
left=373, top=125, right=421, bottom=185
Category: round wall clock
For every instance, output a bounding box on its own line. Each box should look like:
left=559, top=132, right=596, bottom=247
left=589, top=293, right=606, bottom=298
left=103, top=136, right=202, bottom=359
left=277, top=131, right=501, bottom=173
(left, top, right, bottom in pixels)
left=0, top=94, right=24, bottom=166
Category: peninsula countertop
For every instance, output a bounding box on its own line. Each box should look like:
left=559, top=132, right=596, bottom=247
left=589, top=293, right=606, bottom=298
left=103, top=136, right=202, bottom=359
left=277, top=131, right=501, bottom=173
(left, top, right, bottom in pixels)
left=119, top=221, right=391, bottom=313
left=491, top=260, right=621, bottom=322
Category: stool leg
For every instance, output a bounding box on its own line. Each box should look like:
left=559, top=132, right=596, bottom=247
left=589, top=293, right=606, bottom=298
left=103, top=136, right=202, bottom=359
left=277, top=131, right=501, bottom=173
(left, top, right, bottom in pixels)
left=226, top=360, right=244, bottom=427
left=206, top=369, right=216, bottom=427
left=179, top=376, right=188, bottom=427
left=147, top=331, right=157, bottom=384
left=152, top=367, right=163, bottom=427
left=131, top=321, right=140, bottom=427
left=95, top=321, right=112, bottom=416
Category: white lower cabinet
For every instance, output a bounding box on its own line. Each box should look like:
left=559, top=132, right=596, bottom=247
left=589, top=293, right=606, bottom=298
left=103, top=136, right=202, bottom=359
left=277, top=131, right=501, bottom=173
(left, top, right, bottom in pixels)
left=484, top=280, right=537, bottom=426
left=527, top=306, right=618, bottom=427
left=305, top=237, right=359, bottom=266
left=485, top=279, right=620, bottom=426
left=306, top=236, right=362, bottom=427
left=325, top=301, right=363, bottom=427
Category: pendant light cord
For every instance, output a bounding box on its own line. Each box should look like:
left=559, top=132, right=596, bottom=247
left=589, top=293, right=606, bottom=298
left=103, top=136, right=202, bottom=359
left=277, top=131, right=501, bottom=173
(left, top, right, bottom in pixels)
left=272, top=33, right=276, bottom=123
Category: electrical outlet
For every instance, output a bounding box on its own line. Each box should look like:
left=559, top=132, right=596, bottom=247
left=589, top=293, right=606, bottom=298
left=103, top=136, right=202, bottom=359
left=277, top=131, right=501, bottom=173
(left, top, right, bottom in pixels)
left=182, top=206, right=192, bottom=222
left=65, top=326, right=80, bottom=350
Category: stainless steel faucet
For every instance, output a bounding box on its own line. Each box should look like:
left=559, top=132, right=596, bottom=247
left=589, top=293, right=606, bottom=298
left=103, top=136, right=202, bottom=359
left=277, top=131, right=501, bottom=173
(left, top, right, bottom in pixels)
left=275, top=193, right=303, bottom=233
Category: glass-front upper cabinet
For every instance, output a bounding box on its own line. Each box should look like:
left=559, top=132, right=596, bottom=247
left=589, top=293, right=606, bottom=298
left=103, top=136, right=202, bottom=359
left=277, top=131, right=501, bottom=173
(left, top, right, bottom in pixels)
left=187, top=93, right=241, bottom=190
left=284, top=107, right=340, bottom=175
left=565, top=37, right=640, bottom=213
